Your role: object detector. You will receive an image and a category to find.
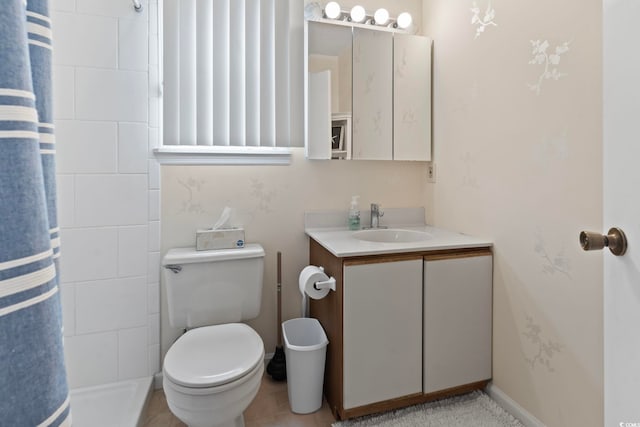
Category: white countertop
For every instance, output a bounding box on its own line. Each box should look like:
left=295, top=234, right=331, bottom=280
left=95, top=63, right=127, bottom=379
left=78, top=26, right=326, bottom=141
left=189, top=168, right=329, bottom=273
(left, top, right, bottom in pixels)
left=305, top=225, right=493, bottom=258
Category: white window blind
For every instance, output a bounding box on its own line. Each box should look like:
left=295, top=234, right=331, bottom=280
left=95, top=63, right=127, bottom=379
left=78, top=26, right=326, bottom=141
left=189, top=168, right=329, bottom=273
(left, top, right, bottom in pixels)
left=161, top=0, right=292, bottom=163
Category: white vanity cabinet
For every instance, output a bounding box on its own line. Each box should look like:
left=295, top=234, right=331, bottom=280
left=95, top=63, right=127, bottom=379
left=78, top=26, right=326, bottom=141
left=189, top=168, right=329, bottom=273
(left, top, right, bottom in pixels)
left=309, top=240, right=492, bottom=421
left=423, top=253, right=493, bottom=393
left=343, top=258, right=423, bottom=409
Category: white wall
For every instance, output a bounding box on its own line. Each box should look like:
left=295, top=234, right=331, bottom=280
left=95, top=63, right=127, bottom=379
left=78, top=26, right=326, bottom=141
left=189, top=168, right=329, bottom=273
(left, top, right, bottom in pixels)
left=603, top=0, right=640, bottom=424
left=423, top=0, right=603, bottom=425
left=51, top=0, right=161, bottom=389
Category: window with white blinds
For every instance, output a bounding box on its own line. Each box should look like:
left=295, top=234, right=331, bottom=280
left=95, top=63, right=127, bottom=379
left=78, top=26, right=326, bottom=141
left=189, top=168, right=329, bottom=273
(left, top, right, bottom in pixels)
left=159, top=0, right=292, bottom=164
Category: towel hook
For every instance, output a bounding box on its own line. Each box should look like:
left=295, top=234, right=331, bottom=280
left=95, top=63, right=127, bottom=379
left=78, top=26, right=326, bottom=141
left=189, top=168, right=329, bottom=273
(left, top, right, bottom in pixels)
left=132, top=0, right=142, bottom=12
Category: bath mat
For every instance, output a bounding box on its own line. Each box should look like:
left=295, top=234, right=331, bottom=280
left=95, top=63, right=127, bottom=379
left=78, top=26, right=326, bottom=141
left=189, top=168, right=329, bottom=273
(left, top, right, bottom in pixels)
left=332, top=391, right=525, bottom=427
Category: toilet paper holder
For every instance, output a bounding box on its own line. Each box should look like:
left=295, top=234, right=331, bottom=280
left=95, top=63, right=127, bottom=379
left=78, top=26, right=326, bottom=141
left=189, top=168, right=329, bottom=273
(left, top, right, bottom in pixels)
left=300, top=266, right=336, bottom=318
left=313, top=274, right=336, bottom=292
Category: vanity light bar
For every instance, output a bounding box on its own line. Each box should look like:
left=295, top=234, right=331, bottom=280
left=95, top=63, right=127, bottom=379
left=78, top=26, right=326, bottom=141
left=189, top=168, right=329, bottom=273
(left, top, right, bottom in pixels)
left=323, top=2, right=412, bottom=29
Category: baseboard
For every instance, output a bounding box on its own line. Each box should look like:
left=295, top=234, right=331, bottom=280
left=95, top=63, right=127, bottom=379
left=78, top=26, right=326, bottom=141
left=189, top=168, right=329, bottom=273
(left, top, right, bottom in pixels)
left=486, top=383, right=546, bottom=427
left=153, top=372, right=163, bottom=389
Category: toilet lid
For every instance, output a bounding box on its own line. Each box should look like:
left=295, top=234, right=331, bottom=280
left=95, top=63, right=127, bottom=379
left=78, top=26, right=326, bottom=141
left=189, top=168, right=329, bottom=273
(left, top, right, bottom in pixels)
left=164, top=323, right=264, bottom=388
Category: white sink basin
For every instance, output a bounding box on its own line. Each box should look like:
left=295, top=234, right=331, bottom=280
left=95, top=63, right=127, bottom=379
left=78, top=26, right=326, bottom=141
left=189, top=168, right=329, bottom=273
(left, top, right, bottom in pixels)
left=353, top=228, right=433, bottom=243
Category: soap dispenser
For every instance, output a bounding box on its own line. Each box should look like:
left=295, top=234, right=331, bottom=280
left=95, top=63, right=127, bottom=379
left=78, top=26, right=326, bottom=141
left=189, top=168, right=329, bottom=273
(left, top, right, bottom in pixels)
left=348, top=196, right=361, bottom=230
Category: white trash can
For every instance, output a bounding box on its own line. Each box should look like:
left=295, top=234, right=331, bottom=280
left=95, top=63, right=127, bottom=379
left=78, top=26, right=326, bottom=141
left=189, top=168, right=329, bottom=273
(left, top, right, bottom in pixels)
left=282, top=317, right=329, bottom=414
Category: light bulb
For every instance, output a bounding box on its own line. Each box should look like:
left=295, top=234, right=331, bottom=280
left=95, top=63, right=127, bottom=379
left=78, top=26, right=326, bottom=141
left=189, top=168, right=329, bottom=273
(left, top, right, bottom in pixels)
left=396, top=12, right=412, bottom=29
left=350, top=5, right=366, bottom=23
left=373, top=8, right=389, bottom=26
left=324, top=1, right=341, bottom=19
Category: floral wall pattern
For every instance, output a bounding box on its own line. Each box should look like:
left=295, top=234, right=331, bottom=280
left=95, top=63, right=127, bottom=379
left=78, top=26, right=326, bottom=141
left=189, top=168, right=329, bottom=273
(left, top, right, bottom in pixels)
left=522, top=314, right=564, bottom=373
left=471, top=1, right=497, bottom=39
left=528, top=40, right=571, bottom=95
left=424, top=0, right=603, bottom=425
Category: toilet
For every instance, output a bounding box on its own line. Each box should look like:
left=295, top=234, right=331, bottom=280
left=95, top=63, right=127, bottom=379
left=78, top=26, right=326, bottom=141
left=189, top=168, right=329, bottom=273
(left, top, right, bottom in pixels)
left=161, top=244, right=266, bottom=427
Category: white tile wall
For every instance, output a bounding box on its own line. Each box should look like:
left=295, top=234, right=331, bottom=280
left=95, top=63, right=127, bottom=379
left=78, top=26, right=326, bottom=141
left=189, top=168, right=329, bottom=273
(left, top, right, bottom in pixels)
left=75, top=175, right=147, bottom=226
left=148, top=95, right=160, bottom=128
left=148, top=2, right=158, bottom=36
left=148, top=221, right=160, bottom=252
left=75, top=68, right=148, bottom=122
left=118, top=327, right=149, bottom=380
left=147, top=344, right=160, bottom=376
left=60, top=227, right=118, bottom=283
left=148, top=190, right=160, bottom=221
left=64, top=332, right=119, bottom=388
left=148, top=159, right=160, bottom=190
left=56, top=174, right=75, bottom=227
left=117, top=277, right=149, bottom=328
left=51, top=0, right=76, bottom=13
left=118, top=226, right=148, bottom=277
left=148, top=127, right=159, bottom=157
left=149, top=30, right=158, bottom=68
left=147, top=282, right=159, bottom=314
left=75, top=277, right=147, bottom=334
left=77, top=0, right=149, bottom=19
left=118, top=123, right=149, bottom=173
left=52, top=66, right=74, bottom=119
left=147, top=252, right=160, bottom=284
left=52, top=0, right=160, bottom=390
left=60, top=283, right=76, bottom=337
left=119, top=18, right=149, bottom=71
left=75, top=279, right=120, bottom=334
left=52, top=12, right=118, bottom=68
left=147, top=313, right=159, bottom=345
left=56, top=120, right=118, bottom=174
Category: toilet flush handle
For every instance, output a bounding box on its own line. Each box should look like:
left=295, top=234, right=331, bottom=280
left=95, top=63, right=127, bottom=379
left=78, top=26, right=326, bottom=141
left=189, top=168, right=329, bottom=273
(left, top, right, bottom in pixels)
left=164, top=264, right=182, bottom=274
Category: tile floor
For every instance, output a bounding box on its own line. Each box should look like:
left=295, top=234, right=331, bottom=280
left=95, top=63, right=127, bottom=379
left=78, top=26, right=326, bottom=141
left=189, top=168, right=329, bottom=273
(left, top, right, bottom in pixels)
left=142, top=373, right=336, bottom=427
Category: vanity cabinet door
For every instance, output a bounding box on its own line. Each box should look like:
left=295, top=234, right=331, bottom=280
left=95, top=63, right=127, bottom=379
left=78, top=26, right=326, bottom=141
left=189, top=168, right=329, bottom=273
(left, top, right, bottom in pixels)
left=352, top=28, right=393, bottom=160
left=307, top=71, right=332, bottom=159
left=423, top=255, right=493, bottom=393
left=393, top=34, right=432, bottom=161
left=343, top=259, right=422, bottom=409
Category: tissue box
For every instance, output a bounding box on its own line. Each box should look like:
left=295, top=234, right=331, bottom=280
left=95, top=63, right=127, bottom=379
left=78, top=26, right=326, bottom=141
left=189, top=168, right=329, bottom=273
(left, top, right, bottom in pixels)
left=196, top=228, right=245, bottom=251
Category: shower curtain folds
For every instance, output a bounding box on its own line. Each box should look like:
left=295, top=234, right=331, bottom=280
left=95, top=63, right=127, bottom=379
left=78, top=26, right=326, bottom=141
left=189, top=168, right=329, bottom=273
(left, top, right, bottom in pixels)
left=0, top=0, right=71, bottom=425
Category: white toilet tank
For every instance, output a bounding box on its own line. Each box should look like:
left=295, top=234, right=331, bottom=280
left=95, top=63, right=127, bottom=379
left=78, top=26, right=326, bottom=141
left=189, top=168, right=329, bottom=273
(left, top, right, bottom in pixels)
left=162, top=244, right=265, bottom=328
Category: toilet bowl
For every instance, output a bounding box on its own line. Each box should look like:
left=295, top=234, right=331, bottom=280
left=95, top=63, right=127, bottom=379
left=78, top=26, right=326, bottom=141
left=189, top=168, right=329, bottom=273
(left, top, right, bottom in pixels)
left=161, top=244, right=266, bottom=426
left=163, top=323, right=265, bottom=427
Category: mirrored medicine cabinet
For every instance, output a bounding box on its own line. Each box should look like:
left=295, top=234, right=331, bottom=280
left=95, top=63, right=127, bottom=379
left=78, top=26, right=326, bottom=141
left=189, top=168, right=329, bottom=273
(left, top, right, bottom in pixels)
left=304, top=19, right=432, bottom=161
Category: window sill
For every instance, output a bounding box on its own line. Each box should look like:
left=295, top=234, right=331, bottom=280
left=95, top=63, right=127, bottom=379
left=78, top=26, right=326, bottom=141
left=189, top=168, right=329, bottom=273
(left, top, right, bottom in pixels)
left=153, top=146, right=291, bottom=165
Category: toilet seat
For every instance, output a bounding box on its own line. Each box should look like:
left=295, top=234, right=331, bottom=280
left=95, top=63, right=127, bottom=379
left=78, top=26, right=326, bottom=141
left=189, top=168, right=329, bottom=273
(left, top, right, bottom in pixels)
left=164, top=359, right=264, bottom=397
left=164, top=323, right=264, bottom=389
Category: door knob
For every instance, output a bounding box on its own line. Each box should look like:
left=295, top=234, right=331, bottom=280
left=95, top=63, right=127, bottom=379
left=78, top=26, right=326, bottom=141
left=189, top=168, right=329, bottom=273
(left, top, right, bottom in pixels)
left=579, top=227, right=628, bottom=256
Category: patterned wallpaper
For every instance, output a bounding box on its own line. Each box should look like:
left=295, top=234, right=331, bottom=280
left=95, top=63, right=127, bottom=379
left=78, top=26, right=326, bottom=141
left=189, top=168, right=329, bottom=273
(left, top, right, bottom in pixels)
left=424, top=0, right=603, bottom=425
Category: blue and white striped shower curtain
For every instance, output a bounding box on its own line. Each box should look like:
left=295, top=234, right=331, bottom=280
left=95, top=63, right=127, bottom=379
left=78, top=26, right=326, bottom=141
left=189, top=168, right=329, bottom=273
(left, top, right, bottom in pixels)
left=0, top=0, right=71, bottom=425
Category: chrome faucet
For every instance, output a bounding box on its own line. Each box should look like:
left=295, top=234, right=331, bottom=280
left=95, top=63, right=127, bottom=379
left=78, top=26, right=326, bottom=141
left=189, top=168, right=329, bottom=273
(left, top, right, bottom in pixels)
left=370, top=203, right=385, bottom=229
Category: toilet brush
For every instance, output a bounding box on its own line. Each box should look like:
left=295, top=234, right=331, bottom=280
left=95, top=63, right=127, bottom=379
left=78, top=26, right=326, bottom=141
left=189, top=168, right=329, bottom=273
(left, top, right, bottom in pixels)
left=266, top=251, right=286, bottom=381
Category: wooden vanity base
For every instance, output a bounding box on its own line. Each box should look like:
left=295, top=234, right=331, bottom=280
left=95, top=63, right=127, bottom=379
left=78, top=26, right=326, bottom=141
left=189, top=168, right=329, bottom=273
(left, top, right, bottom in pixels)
left=336, top=380, right=490, bottom=421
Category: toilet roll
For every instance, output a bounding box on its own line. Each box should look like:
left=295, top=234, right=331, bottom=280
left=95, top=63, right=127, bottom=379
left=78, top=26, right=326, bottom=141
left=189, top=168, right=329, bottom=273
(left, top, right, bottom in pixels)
left=299, top=265, right=331, bottom=300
